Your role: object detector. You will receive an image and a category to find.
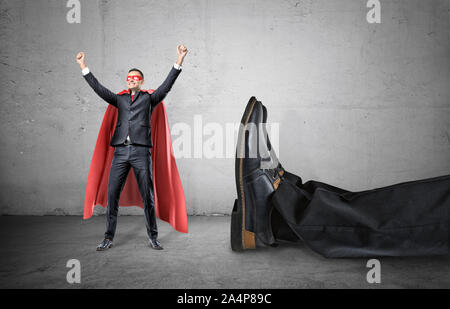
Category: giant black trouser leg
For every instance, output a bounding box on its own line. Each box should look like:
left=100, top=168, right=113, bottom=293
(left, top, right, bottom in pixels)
left=271, top=171, right=450, bottom=258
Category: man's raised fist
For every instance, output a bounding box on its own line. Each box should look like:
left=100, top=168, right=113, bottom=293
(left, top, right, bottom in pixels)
left=76, top=52, right=85, bottom=64
left=177, top=45, right=188, bottom=58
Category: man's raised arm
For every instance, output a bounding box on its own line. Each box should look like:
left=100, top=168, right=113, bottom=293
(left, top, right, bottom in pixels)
left=76, top=52, right=118, bottom=107
left=151, top=45, right=188, bottom=106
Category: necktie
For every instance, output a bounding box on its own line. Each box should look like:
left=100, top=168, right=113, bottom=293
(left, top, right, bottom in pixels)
left=125, top=94, right=134, bottom=144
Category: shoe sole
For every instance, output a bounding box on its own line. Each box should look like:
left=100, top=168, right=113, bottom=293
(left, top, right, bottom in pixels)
left=231, top=97, right=259, bottom=251
left=96, top=243, right=113, bottom=251
left=150, top=245, right=164, bottom=250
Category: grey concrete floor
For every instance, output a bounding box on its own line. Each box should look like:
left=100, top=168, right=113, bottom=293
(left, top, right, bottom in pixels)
left=0, top=216, right=448, bottom=289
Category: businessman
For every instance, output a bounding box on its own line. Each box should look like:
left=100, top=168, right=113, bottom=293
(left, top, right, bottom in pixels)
left=77, top=45, right=188, bottom=251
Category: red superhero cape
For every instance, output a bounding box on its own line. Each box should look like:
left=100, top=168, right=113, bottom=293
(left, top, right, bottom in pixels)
left=83, top=89, right=188, bottom=233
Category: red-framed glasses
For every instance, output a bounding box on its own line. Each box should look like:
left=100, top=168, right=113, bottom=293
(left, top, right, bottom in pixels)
left=127, top=75, right=143, bottom=82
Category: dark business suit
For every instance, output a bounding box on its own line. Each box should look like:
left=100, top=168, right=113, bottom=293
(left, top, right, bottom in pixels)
left=83, top=66, right=181, bottom=240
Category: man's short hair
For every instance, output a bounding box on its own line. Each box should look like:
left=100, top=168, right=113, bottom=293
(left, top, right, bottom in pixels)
left=128, top=68, right=144, bottom=79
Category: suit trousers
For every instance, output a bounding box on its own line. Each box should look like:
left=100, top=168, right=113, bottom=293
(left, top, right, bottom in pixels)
left=105, top=144, right=158, bottom=240
left=270, top=171, right=450, bottom=258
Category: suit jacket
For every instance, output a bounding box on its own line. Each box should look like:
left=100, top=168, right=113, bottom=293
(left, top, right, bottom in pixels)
left=83, top=66, right=181, bottom=147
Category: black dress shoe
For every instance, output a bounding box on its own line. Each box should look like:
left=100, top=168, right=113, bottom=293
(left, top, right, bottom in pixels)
left=96, top=238, right=113, bottom=251
left=231, top=97, right=286, bottom=251
left=149, top=238, right=163, bottom=250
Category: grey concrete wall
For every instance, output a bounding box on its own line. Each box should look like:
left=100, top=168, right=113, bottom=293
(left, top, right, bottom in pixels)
left=0, top=0, right=448, bottom=216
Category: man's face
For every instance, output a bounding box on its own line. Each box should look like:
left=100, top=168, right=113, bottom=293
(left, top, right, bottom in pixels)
left=126, top=71, right=144, bottom=91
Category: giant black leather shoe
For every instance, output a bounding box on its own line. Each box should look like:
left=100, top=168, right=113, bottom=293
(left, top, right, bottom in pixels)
left=231, top=97, right=286, bottom=251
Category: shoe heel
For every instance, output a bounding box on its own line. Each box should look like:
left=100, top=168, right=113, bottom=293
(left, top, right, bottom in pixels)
left=231, top=199, right=243, bottom=251
left=231, top=198, right=256, bottom=251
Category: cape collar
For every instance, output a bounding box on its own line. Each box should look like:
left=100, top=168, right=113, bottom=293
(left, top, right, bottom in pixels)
left=117, top=89, right=154, bottom=95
